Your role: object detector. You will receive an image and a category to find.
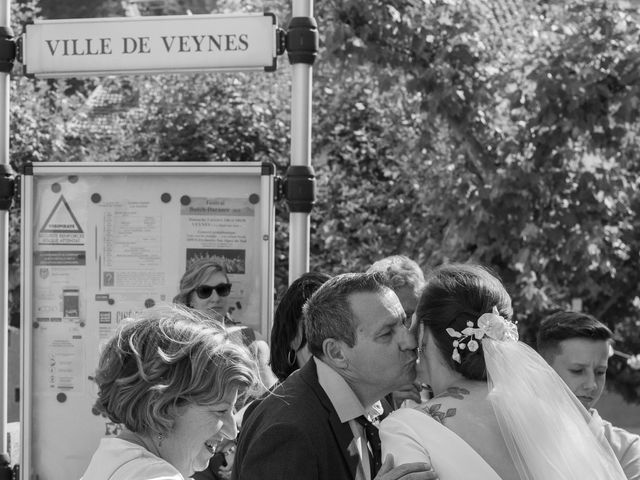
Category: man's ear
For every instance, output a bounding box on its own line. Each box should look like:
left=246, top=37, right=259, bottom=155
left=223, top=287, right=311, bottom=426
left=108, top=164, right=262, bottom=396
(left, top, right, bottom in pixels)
left=322, top=338, right=349, bottom=369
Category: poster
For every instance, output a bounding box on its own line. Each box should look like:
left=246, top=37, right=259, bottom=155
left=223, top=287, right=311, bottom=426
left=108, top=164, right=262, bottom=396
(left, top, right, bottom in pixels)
left=180, top=196, right=260, bottom=328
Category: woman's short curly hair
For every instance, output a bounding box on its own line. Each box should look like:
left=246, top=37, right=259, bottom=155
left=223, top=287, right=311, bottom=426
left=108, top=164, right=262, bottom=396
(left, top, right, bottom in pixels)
left=93, top=304, right=259, bottom=435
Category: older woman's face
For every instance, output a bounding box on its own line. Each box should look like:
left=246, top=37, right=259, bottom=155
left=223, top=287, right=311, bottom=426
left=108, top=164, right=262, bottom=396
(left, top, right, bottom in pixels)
left=189, top=270, right=230, bottom=317
left=161, top=387, right=239, bottom=477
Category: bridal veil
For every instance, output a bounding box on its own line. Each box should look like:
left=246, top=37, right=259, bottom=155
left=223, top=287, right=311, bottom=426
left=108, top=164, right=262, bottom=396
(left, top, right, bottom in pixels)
left=484, top=339, right=626, bottom=480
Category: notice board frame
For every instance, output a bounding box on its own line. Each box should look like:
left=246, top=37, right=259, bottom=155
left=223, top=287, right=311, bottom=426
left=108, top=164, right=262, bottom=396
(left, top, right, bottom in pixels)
left=19, top=161, right=275, bottom=480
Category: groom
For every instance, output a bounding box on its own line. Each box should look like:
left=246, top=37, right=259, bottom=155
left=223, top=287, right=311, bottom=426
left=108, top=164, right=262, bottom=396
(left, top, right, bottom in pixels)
left=232, top=272, right=436, bottom=480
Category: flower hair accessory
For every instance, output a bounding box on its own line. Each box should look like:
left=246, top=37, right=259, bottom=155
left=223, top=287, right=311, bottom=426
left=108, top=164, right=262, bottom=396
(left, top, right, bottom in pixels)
left=446, top=306, right=518, bottom=363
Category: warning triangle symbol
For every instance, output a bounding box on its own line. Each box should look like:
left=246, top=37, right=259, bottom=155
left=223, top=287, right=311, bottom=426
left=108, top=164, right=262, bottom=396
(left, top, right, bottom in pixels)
left=40, top=195, right=84, bottom=234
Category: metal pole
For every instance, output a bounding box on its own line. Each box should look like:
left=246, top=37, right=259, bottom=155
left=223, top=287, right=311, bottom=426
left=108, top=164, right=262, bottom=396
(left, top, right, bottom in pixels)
left=0, top=0, right=11, bottom=466
left=288, top=0, right=313, bottom=284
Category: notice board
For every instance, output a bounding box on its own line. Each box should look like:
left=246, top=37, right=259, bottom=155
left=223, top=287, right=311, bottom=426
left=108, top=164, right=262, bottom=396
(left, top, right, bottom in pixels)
left=20, top=161, right=276, bottom=480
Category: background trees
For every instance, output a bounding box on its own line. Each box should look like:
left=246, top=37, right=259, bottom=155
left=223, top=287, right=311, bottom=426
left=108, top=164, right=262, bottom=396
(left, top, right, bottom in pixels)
left=319, top=0, right=640, bottom=400
left=8, top=0, right=640, bottom=401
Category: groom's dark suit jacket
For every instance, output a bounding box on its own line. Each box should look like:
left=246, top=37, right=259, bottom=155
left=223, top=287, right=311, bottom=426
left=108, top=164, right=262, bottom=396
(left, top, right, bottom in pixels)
left=232, top=359, right=360, bottom=480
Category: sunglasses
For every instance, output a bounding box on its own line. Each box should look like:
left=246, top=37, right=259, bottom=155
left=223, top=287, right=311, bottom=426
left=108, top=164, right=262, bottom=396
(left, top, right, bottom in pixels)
left=194, top=283, right=232, bottom=299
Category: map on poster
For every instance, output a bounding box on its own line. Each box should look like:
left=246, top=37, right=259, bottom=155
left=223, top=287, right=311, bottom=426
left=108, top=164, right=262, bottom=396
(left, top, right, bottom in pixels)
left=22, top=162, right=275, bottom=480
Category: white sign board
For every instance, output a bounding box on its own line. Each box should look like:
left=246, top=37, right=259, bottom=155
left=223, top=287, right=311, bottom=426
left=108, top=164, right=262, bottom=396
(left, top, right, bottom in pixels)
left=20, top=162, right=276, bottom=480
left=23, top=13, right=279, bottom=77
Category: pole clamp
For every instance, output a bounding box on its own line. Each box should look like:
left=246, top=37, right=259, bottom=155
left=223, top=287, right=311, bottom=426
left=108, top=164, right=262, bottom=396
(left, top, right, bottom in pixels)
left=284, top=165, right=315, bottom=213
left=0, top=453, right=12, bottom=480
left=0, top=165, right=16, bottom=211
left=0, top=27, right=16, bottom=73
left=286, top=17, right=318, bottom=65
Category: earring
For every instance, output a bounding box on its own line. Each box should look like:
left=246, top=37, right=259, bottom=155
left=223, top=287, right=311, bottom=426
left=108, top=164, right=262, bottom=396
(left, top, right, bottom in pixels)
left=157, top=432, right=166, bottom=447
left=287, top=349, right=297, bottom=366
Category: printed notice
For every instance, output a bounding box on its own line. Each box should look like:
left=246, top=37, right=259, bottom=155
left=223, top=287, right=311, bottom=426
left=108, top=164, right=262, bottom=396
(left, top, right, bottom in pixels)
left=180, top=196, right=259, bottom=326
left=33, top=327, right=84, bottom=392
left=38, top=195, right=85, bottom=246
left=181, top=197, right=254, bottom=251
left=102, top=202, right=162, bottom=268
left=33, top=252, right=86, bottom=323
left=97, top=200, right=165, bottom=290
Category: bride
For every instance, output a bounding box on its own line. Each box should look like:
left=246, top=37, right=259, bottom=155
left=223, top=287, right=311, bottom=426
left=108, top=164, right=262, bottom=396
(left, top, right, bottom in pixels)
left=380, top=263, right=626, bottom=480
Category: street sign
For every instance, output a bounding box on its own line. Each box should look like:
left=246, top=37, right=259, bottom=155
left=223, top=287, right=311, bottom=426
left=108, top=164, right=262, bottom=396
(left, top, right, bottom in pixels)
left=22, top=13, right=279, bottom=77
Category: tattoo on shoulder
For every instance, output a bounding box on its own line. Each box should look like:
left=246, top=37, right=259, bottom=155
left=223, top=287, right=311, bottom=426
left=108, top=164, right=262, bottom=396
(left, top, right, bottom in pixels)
left=415, top=387, right=469, bottom=424
left=435, top=386, right=470, bottom=400
left=422, top=403, right=457, bottom=424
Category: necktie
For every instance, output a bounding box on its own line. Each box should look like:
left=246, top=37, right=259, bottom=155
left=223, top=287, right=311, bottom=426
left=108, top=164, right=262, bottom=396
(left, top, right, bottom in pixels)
left=356, top=415, right=382, bottom=476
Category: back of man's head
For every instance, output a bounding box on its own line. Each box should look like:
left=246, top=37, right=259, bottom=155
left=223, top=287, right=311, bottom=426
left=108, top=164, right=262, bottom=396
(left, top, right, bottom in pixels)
left=303, top=272, right=387, bottom=359
left=537, top=311, right=613, bottom=361
left=367, top=255, right=425, bottom=293
left=367, top=255, right=425, bottom=318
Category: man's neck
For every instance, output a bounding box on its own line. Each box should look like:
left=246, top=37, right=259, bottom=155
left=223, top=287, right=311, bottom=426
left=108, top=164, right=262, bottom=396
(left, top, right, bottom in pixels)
left=340, top=372, right=386, bottom=410
left=314, top=357, right=378, bottom=418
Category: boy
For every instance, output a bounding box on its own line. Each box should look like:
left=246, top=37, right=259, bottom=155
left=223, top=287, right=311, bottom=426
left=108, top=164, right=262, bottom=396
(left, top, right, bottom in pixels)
left=537, top=311, right=640, bottom=480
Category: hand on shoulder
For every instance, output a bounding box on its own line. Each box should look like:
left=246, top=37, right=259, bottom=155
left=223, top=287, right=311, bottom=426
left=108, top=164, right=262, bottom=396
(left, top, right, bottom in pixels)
left=375, top=453, right=438, bottom=480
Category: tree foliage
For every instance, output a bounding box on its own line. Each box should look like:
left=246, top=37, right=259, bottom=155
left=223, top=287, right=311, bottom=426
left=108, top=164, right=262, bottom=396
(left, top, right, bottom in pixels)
left=318, top=0, right=640, bottom=400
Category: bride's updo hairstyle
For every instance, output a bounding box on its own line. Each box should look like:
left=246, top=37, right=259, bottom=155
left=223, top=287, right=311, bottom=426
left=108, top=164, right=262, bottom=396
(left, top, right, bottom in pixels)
left=417, top=263, right=513, bottom=380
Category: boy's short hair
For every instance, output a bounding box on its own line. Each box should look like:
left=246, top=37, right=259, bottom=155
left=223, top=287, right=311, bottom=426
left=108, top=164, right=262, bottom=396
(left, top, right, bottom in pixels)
left=536, top=311, right=613, bottom=359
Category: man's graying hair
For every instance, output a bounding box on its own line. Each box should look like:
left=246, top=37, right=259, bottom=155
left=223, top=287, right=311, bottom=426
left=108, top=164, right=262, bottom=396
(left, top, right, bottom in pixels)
left=303, top=272, right=389, bottom=358
left=367, top=255, right=425, bottom=294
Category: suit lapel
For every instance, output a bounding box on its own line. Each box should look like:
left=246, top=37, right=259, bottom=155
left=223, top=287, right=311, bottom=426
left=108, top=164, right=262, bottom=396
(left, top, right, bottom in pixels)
left=299, top=360, right=360, bottom=477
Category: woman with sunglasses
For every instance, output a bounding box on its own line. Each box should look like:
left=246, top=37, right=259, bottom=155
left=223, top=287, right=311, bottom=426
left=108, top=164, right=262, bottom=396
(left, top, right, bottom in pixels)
left=174, top=259, right=277, bottom=480
left=173, top=259, right=275, bottom=381
left=174, top=260, right=234, bottom=321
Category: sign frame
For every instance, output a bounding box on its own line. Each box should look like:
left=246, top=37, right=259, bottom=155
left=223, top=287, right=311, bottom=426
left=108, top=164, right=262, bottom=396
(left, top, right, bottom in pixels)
left=22, top=12, right=279, bottom=77
left=20, top=161, right=276, bottom=480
